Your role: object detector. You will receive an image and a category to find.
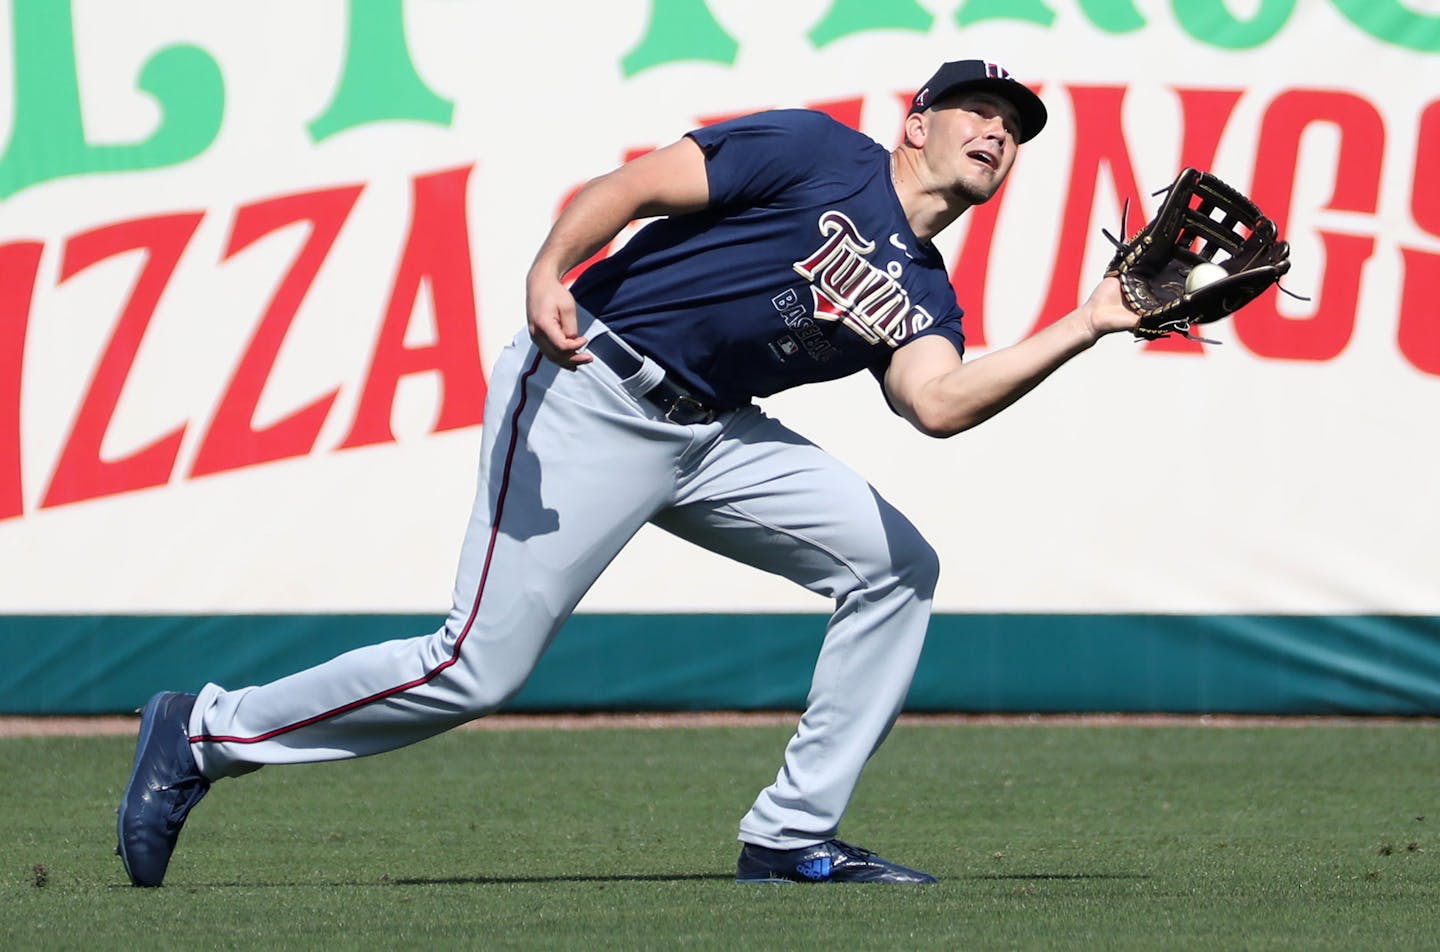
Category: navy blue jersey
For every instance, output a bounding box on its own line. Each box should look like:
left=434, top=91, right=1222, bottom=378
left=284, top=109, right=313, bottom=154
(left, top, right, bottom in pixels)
left=570, top=109, right=966, bottom=409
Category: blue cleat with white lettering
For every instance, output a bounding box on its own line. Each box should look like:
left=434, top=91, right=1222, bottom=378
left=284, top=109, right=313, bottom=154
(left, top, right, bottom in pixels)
left=116, top=692, right=210, bottom=887
left=736, top=839, right=937, bottom=884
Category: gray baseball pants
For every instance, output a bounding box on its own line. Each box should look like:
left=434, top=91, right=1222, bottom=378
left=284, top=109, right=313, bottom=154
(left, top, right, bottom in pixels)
left=188, top=318, right=938, bottom=848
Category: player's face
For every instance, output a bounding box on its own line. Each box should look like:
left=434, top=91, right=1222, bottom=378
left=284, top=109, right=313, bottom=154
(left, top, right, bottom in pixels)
left=923, top=92, right=1021, bottom=205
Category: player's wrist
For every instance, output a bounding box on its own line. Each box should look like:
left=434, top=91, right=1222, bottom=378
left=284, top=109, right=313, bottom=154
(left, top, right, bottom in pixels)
left=526, top=259, right=561, bottom=288
left=1069, top=302, right=1107, bottom=346
left=1076, top=278, right=1134, bottom=341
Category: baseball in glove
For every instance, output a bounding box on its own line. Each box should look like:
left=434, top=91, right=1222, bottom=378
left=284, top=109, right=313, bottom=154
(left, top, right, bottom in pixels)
left=1103, top=168, right=1293, bottom=343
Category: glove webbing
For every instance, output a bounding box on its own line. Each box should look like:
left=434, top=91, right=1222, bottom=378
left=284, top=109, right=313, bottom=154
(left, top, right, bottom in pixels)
left=1180, top=183, right=1256, bottom=263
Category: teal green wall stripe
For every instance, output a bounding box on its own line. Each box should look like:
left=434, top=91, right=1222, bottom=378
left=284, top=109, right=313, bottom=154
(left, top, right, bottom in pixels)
left=0, top=613, right=1436, bottom=715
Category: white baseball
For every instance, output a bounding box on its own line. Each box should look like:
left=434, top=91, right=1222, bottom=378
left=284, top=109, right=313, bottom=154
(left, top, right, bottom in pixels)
left=1185, top=261, right=1227, bottom=293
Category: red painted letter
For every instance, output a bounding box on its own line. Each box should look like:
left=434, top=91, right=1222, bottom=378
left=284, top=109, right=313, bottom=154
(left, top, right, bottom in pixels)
left=1141, top=88, right=1246, bottom=355
left=43, top=213, right=203, bottom=508
left=1029, top=86, right=1144, bottom=334
left=1234, top=90, right=1383, bottom=361
left=0, top=241, right=44, bottom=520
left=559, top=146, right=659, bottom=283
left=341, top=166, right=486, bottom=449
left=190, top=184, right=363, bottom=477
left=945, top=86, right=1047, bottom=350
left=1399, top=100, right=1440, bottom=376
left=807, top=95, right=864, bottom=132
left=947, top=176, right=1013, bottom=350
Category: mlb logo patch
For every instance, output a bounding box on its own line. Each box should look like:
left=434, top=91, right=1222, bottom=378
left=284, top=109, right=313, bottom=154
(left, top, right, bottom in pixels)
left=769, top=334, right=801, bottom=361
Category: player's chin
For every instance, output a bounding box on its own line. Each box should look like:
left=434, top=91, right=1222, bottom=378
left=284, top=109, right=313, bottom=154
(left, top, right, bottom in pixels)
left=951, top=173, right=1001, bottom=206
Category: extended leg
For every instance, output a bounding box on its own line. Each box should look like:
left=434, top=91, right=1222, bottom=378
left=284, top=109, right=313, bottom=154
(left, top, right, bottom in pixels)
left=115, top=330, right=705, bottom=888
left=189, top=337, right=686, bottom=777
left=653, top=407, right=939, bottom=850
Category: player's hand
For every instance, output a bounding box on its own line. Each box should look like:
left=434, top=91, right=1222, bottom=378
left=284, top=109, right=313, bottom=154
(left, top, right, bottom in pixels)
left=1079, top=276, right=1142, bottom=339
left=525, top=272, right=592, bottom=370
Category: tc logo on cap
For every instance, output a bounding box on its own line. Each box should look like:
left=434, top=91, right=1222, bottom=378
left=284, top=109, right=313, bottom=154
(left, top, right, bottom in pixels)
left=910, top=61, right=1016, bottom=111
left=908, top=58, right=1047, bottom=141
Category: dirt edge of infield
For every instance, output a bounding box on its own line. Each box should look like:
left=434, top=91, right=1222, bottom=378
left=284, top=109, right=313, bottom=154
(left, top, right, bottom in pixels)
left=2, top=711, right=1437, bottom=737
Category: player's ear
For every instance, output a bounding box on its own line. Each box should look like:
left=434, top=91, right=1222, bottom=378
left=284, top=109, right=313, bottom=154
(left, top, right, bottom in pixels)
left=901, top=110, right=927, bottom=149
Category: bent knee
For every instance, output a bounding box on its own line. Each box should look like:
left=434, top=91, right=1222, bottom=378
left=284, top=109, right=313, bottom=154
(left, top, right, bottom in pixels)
left=428, top=628, right=540, bottom=718
left=847, top=525, right=938, bottom=600
left=895, top=532, right=940, bottom=598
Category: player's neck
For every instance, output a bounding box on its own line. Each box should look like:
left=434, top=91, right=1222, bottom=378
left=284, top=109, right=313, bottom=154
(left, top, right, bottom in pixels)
left=889, top=150, right=970, bottom=243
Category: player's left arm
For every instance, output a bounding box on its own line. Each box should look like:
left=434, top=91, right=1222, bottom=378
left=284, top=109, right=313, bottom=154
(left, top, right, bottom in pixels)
left=884, top=277, right=1138, bottom=437
left=526, top=137, right=711, bottom=369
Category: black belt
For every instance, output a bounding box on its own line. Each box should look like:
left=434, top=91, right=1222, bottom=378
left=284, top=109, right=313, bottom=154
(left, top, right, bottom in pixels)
left=587, top=332, right=721, bottom=426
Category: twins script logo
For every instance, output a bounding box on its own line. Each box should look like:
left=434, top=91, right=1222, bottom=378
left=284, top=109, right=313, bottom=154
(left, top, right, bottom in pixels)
left=792, top=210, right=935, bottom=347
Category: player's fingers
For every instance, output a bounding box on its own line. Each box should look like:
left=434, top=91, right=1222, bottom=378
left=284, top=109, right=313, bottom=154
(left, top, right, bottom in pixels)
left=538, top=339, right=593, bottom=370
left=529, top=307, right=591, bottom=370
left=526, top=280, right=594, bottom=370
left=554, top=294, right=581, bottom=340
left=551, top=299, right=592, bottom=367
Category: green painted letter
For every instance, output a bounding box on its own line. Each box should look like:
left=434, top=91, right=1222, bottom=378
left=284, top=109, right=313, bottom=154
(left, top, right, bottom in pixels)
left=0, top=0, right=223, bottom=199
left=622, top=0, right=738, bottom=76
left=309, top=0, right=454, bottom=142
left=1330, top=0, right=1440, bottom=52
left=809, top=0, right=933, bottom=48
left=1079, top=0, right=1146, bottom=33
left=955, top=0, right=1055, bottom=28
left=1173, top=0, right=1295, bottom=49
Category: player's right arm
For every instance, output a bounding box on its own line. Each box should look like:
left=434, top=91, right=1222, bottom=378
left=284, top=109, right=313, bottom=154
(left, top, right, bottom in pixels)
left=526, top=137, right=711, bottom=369
left=884, top=277, right=1139, bottom=436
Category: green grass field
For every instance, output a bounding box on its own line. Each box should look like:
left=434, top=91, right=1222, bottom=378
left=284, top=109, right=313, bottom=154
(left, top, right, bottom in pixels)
left=3, top=722, right=1438, bottom=950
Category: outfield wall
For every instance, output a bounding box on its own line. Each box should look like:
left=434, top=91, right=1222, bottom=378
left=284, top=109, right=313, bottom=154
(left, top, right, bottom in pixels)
left=5, top=613, right=1440, bottom=716
left=1, top=2, right=1436, bottom=713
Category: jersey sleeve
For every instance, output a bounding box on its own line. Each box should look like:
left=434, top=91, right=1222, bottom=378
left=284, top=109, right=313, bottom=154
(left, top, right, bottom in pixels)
left=906, top=310, right=966, bottom=357
left=866, top=303, right=966, bottom=405
left=687, top=110, right=841, bottom=210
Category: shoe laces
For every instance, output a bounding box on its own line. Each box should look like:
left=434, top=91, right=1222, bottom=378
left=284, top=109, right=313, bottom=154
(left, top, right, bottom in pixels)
left=828, top=839, right=876, bottom=861
left=158, top=777, right=210, bottom=827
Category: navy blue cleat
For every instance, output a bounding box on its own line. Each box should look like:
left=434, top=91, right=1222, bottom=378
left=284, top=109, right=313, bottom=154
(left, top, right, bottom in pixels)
left=736, top=839, right=937, bottom=884
left=116, top=692, right=210, bottom=887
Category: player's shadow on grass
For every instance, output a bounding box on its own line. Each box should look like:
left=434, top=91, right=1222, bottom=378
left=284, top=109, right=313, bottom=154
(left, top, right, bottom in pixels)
left=397, top=873, right=1148, bottom=885
left=392, top=873, right=736, bottom=885
left=158, top=872, right=1143, bottom=889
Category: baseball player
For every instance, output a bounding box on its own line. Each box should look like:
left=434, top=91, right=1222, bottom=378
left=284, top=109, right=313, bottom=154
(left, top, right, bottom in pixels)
left=118, top=59, right=1148, bottom=887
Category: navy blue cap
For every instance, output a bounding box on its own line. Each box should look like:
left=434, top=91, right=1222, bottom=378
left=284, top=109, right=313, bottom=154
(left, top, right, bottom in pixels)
left=910, top=60, right=1047, bottom=143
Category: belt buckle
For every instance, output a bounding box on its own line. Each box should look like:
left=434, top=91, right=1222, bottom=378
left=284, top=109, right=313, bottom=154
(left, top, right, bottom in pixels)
left=665, top=395, right=715, bottom=425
